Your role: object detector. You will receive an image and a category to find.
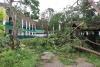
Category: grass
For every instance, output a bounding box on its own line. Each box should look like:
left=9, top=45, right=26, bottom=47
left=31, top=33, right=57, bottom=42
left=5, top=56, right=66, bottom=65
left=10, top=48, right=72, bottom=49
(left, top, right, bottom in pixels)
left=59, top=51, right=100, bottom=67
left=0, top=48, right=39, bottom=67
left=0, top=37, right=97, bottom=67
left=80, top=52, right=100, bottom=67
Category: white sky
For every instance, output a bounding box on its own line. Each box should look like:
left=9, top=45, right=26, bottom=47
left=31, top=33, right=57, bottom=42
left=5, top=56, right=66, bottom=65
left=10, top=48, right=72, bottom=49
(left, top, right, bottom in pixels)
left=39, top=0, right=99, bottom=13
left=39, top=0, right=77, bottom=13
left=0, top=0, right=99, bottom=13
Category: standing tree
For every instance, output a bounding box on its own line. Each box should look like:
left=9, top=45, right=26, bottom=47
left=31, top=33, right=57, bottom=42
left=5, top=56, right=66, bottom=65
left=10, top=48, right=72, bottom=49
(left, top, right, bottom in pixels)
left=79, top=0, right=95, bottom=23
left=22, top=0, right=40, bottom=19
left=49, top=12, right=63, bottom=31
left=46, top=8, right=54, bottom=22
left=12, top=0, right=40, bottom=20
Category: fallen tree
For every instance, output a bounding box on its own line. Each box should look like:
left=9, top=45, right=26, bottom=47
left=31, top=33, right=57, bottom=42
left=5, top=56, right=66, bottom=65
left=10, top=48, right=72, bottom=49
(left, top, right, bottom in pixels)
left=74, top=46, right=100, bottom=56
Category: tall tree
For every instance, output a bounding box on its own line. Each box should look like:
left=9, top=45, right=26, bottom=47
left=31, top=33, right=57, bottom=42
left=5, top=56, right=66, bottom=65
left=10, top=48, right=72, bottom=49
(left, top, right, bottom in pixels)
left=23, top=0, right=40, bottom=19
left=49, top=13, right=62, bottom=31
left=79, top=0, right=95, bottom=23
left=46, top=8, right=54, bottom=22
left=13, top=0, right=40, bottom=20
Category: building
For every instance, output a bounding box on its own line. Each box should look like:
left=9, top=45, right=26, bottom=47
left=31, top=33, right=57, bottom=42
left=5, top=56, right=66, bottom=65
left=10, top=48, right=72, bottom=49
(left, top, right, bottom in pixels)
left=0, top=3, right=46, bottom=38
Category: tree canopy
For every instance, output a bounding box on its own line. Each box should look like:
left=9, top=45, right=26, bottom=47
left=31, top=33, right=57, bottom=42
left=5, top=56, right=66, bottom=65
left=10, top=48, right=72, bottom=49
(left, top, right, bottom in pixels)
left=0, top=7, right=6, bottom=21
left=14, top=0, right=40, bottom=20
left=23, top=0, right=40, bottom=19
left=49, top=13, right=63, bottom=31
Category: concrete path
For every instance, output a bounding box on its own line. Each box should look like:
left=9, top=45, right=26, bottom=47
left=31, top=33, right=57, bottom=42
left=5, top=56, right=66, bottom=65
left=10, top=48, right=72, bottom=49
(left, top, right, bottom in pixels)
left=42, top=58, right=95, bottom=67
left=39, top=52, right=95, bottom=67
left=43, top=60, right=65, bottom=67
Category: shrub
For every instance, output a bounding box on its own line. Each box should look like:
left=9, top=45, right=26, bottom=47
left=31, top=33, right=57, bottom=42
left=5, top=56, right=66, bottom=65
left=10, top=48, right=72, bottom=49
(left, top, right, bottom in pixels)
left=0, top=35, right=11, bottom=52
left=21, top=38, right=52, bottom=53
left=0, top=48, right=39, bottom=67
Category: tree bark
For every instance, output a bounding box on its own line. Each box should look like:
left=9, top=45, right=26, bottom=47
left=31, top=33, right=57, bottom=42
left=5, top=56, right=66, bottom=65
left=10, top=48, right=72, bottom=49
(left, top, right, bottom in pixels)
left=74, top=46, right=100, bottom=56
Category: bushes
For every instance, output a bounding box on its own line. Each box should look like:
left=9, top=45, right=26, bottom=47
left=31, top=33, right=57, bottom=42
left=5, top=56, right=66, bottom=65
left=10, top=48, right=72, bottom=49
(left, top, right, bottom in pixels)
left=79, top=52, right=100, bottom=67
left=0, top=48, right=39, bottom=67
left=20, top=33, right=75, bottom=53
left=19, top=34, right=87, bottom=65
left=20, top=34, right=75, bottom=55
left=0, top=35, right=11, bottom=52
left=21, top=38, right=55, bottom=53
left=21, top=38, right=48, bottom=46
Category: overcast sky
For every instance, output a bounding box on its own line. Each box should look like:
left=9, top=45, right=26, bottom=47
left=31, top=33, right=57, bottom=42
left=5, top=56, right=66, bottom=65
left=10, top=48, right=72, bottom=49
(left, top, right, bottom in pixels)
left=39, top=0, right=77, bottom=13
left=39, top=0, right=99, bottom=13
left=0, top=0, right=99, bottom=13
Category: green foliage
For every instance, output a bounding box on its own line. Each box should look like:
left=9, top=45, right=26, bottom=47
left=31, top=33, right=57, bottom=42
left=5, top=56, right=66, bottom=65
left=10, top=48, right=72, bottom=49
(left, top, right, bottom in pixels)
left=20, top=35, right=100, bottom=66
left=22, top=0, right=40, bottom=19
left=20, top=32, right=75, bottom=54
left=21, top=38, right=48, bottom=47
left=0, top=7, right=6, bottom=20
left=80, top=0, right=95, bottom=23
left=59, top=53, right=77, bottom=65
left=48, top=33, right=79, bottom=65
left=59, top=51, right=100, bottom=66
left=21, top=38, right=50, bottom=53
left=0, top=24, right=11, bottom=50
left=0, top=34, right=12, bottom=51
left=0, top=48, right=39, bottom=67
left=0, top=35, right=11, bottom=52
left=92, top=15, right=100, bottom=21
left=0, top=24, right=5, bottom=36
left=49, top=13, right=63, bottom=31
left=79, top=52, right=100, bottom=67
